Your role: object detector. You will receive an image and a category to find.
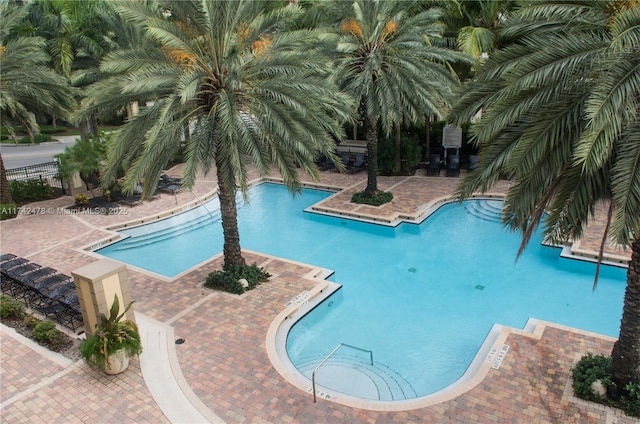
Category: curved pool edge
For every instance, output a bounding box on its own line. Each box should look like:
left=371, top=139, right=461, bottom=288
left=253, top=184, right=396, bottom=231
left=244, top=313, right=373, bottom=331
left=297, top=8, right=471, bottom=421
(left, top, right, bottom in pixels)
left=266, top=293, right=619, bottom=411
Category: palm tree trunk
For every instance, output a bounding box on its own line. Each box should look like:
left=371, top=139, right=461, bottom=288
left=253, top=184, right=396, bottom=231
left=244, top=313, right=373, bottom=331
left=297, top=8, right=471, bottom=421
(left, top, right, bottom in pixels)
left=364, top=112, right=379, bottom=195
left=423, top=114, right=431, bottom=163
left=215, top=160, right=245, bottom=271
left=1, top=154, right=13, bottom=204
left=609, top=235, right=640, bottom=391
left=394, top=123, right=401, bottom=173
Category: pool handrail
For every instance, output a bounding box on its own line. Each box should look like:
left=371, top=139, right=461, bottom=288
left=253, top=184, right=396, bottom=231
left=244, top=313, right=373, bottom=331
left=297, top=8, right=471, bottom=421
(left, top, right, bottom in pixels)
left=312, top=342, right=373, bottom=403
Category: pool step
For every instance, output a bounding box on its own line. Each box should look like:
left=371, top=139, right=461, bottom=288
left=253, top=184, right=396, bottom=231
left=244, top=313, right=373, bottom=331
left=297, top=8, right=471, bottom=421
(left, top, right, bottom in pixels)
left=465, top=200, right=503, bottom=223
left=295, top=354, right=417, bottom=401
left=110, top=211, right=222, bottom=251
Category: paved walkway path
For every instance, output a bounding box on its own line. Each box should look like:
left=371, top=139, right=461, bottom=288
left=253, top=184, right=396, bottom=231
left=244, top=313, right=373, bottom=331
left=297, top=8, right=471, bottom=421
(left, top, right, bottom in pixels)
left=1, top=167, right=635, bottom=423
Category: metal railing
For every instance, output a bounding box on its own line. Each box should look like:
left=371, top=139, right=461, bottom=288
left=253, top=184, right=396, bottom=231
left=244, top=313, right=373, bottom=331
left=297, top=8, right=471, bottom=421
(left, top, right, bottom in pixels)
left=312, top=343, right=373, bottom=403
left=6, top=161, right=66, bottom=196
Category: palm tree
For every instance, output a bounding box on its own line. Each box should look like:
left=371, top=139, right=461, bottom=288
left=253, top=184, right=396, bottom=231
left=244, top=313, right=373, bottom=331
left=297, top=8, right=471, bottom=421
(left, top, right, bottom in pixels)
left=0, top=0, right=76, bottom=143
left=80, top=0, right=353, bottom=270
left=21, top=0, right=119, bottom=137
left=451, top=0, right=640, bottom=391
left=326, top=0, right=468, bottom=197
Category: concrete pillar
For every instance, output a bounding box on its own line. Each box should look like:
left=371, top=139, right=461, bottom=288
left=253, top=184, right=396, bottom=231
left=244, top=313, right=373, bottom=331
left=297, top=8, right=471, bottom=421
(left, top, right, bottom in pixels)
left=71, top=259, right=135, bottom=338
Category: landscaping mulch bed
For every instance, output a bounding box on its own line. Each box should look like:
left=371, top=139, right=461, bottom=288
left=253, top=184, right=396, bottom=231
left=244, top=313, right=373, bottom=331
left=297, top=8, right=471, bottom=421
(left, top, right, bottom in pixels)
left=2, top=316, right=83, bottom=361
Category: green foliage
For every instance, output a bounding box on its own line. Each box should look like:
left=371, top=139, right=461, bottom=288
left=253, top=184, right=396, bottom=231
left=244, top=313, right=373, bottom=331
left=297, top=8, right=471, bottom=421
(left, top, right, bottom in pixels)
left=0, top=295, right=25, bottom=319
left=16, top=134, right=51, bottom=144
left=32, top=320, right=63, bottom=345
left=56, top=134, right=107, bottom=185
left=0, top=203, right=17, bottom=220
left=351, top=190, right=393, bottom=206
left=572, top=354, right=640, bottom=417
left=378, top=132, right=422, bottom=175
left=39, top=125, right=69, bottom=135
left=23, top=313, right=40, bottom=330
left=9, top=179, right=53, bottom=203
left=80, top=296, right=142, bottom=370
left=204, top=264, right=271, bottom=295
left=572, top=354, right=613, bottom=402
left=0, top=125, right=24, bottom=137
left=622, top=382, right=640, bottom=417
left=74, top=194, right=89, bottom=206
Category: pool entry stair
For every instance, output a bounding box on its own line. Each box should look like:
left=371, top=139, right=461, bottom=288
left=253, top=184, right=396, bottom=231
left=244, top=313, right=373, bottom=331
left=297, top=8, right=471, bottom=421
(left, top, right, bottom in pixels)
left=465, top=200, right=503, bottom=223
left=297, top=351, right=417, bottom=401
left=109, top=210, right=222, bottom=251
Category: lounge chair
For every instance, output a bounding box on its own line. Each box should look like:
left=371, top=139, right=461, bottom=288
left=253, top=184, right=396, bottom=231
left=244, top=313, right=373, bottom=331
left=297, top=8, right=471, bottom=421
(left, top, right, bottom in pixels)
left=158, top=175, right=183, bottom=194
left=447, top=154, right=460, bottom=177
left=427, top=154, right=441, bottom=176
left=0, top=253, right=17, bottom=263
left=158, top=183, right=182, bottom=194
left=0, top=257, right=30, bottom=272
left=37, top=292, right=83, bottom=332
left=12, top=267, right=57, bottom=305
left=29, top=274, right=73, bottom=308
left=160, top=174, right=182, bottom=185
left=4, top=263, right=42, bottom=298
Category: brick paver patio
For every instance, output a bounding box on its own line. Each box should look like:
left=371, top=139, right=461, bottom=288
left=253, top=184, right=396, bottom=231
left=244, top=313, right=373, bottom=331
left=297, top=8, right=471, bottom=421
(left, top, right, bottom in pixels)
left=0, top=167, right=635, bottom=423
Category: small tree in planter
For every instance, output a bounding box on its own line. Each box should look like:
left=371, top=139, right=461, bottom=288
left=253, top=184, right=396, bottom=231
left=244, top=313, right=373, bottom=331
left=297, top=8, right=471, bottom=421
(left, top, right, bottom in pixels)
left=80, top=296, right=142, bottom=374
left=56, top=134, right=107, bottom=198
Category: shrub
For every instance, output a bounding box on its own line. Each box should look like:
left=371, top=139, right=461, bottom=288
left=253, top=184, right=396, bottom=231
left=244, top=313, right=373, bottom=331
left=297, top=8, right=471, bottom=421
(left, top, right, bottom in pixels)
left=0, top=203, right=17, bottom=220
left=75, top=194, right=89, bottom=206
left=572, top=354, right=613, bottom=402
left=79, top=296, right=142, bottom=370
left=378, top=132, right=422, bottom=175
left=572, top=354, right=640, bottom=417
left=204, top=263, right=271, bottom=294
left=17, top=134, right=51, bottom=144
left=39, top=125, right=68, bottom=135
left=351, top=190, right=393, bottom=206
left=23, top=313, right=40, bottom=330
left=622, top=382, right=640, bottom=417
left=32, top=320, right=64, bottom=346
left=9, top=179, right=53, bottom=203
left=0, top=295, right=25, bottom=319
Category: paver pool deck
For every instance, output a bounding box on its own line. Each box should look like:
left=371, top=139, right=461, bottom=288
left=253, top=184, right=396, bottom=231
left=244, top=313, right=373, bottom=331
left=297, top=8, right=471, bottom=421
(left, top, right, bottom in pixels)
left=0, top=166, right=636, bottom=424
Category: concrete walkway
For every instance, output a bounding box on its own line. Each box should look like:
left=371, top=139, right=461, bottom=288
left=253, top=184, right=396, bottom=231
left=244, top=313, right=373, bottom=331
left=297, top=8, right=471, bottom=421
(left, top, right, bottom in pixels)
left=137, top=313, right=223, bottom=424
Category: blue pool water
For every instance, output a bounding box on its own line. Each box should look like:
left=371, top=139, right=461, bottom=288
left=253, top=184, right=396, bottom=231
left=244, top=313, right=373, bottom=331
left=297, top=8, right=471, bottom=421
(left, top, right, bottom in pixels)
left=97, top=183, right=626, bottom=399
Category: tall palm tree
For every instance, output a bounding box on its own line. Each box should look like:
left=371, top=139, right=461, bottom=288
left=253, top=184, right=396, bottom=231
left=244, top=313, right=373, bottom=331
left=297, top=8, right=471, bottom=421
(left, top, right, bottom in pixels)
left=80, top=0, right=352, bottom=270
left=451, top=0, right=640, bottom=390
left=0, top=0, right=76, bottom=143
left=326, top=0, right=468, bottom=197
left=1, top=0, right=75, bottom=206
left=20, top=0, right=119, bottom=137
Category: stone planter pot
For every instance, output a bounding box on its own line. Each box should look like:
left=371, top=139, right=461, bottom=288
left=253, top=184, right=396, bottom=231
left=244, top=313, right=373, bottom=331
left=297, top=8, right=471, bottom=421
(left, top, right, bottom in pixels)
left=104, top=349, right=130, bottom=375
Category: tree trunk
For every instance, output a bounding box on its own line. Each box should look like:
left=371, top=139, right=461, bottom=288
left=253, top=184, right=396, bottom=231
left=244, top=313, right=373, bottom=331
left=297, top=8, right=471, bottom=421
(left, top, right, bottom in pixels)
left=394, top=123, right=401, bottom=173
left=609, top=235, right=640, bottom=390
left=215, top=159, right=245, bottom=271
left=424, top=114, right=431, bottom=162
left=0, top=154, right=13, bottom=204
left=79, top=114, right=99, bottom=140
left=364, top=112, right=379, bottom=195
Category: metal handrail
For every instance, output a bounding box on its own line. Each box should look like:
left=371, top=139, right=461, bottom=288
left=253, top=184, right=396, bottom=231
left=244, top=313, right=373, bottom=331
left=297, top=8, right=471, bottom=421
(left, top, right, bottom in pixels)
left=311, top=343, right=373, bottom=403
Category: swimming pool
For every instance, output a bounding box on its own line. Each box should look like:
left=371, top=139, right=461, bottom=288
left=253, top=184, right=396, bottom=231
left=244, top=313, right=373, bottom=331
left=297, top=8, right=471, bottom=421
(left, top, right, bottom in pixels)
left=96, top=182, right=626, bottom=400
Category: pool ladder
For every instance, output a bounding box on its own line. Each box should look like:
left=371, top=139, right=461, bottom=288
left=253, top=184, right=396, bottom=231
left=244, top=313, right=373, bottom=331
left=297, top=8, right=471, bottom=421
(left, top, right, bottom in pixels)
left=312, top=343, right=373, bottom=403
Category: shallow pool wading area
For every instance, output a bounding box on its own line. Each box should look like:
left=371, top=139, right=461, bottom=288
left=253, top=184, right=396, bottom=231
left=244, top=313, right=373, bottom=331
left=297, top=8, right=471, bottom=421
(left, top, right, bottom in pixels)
left=92, top=182, right=627, bottom=408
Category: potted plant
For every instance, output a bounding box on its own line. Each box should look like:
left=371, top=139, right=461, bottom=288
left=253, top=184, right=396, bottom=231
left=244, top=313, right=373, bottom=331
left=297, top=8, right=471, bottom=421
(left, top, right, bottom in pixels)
left=80, top=296, right=142, bottom=374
